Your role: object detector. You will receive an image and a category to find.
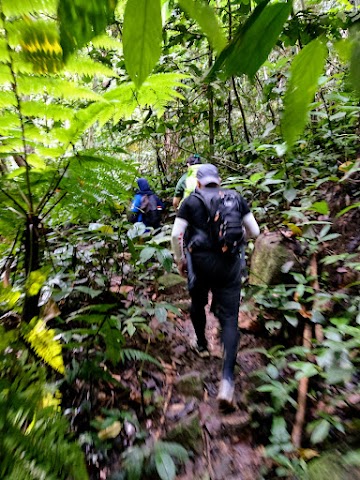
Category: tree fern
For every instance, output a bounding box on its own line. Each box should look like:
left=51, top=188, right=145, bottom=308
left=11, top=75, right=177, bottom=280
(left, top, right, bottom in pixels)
left=48, top=153, right=137, bottom=224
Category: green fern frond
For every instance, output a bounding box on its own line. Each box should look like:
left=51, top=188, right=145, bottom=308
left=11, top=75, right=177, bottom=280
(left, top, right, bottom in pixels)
left=102, top=74, right=189, bottom=121
left=65, top=54, right=118, bottom=79
left=50, top=152, right=136, bottom=223
left=0, top=90, right=16, bottom=108
left=91, top=34, right=123, bottom=52
left=137, top=73, right=189, bottom=115
left=0, top=63, right=12, bottom=83
left=17, top=76, right=103, bottom=101
left=103, top=82, right=137, bottom=113
left=0, top=113, right=21, bottom=132
left=24, top=319, right=65, bottom=374
left=1, top=0, right=57, bottom=18
left=0, top=137, right=23, bottom=153
left=72, top=101, right=112, bottom=140
left=35, top=145, right=67, bottom=158
left=120, top=348, right=162, bottom=368
left=21, top=100, right=75, bottom=122
left=96, top=103, right=116, bottom=129
left=24, top=124, right=50, bottom=143
left=0, top=38, right=10, bottom=63
left=0, top=360, right=88, bottom=480
left=18, top=19, right=63, bottom=74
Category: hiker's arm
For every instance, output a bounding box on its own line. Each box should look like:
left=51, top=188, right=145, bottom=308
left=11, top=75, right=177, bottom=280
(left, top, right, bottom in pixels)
left=173, top=196, right=181, bottom=210
left=173, top=174, right=186, bottom=210
left=171, top=217, right=188, bottom=276
left=243, top=213, right=260, bottom=239
left=130, top=194, right=142, bottom=213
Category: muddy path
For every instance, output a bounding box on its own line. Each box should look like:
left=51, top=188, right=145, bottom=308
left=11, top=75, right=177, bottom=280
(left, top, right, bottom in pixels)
left=117, top=287, right=272, bottom=480
left=169, top=307, right=267, bottom=479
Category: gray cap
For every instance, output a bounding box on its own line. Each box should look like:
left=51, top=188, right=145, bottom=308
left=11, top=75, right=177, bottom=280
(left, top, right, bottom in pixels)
left=196, top=163, right=220, bottom=186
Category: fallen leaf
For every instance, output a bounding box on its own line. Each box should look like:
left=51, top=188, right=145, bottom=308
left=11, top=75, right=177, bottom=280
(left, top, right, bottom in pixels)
left=298, top=448, right=320, bottom=460
left=98, top=421, right=122, bottom=440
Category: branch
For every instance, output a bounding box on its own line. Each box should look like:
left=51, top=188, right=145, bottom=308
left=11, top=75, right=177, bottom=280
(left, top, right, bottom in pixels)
left=41, top=191, right=67, bottom=220
left=291, top=253, right=322, bottom=448
left=0, top=188, right=27, bottom=215
left=37, top=161, right=70, bottom=216
left=231, top=77, right=251, bottom=144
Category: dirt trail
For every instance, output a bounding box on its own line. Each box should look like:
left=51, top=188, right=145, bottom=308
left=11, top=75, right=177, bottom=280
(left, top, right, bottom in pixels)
left=156, top=293, right=269, bottom=480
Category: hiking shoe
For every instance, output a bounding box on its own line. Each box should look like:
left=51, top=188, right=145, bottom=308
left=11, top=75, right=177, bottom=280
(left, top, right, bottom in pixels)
left=217, top=379, right=235, bottom=410
left=196, top=344, right=210, bottom=358
left=191, top=343, right=210, bottom=358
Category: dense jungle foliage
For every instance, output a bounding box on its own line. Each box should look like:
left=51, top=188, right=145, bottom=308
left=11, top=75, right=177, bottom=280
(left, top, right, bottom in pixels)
left=0, top=0, right=359, bottom=478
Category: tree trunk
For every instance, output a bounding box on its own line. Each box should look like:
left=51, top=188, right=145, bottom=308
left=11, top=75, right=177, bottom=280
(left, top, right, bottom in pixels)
left=22, top=214, right=41, bottom=323
left=208, top=48, right=214, bottom=157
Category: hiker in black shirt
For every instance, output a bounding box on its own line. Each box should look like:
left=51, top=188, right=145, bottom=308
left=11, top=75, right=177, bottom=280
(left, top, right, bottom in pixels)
left=171, top=164, right=260, bottom=409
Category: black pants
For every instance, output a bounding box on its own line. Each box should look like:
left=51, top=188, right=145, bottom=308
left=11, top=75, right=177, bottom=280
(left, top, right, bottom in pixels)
left=189, top=251, right=241, bottom=381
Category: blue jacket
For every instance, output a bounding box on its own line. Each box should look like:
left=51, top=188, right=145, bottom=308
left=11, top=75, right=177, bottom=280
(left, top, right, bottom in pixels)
left=130, top=178, right=164, bottom=224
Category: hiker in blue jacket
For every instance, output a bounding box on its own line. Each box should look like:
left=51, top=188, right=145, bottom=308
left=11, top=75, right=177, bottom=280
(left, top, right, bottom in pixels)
left=129, top=178, right=164, bottom=228
left=171, top=164, right=260, bottom=410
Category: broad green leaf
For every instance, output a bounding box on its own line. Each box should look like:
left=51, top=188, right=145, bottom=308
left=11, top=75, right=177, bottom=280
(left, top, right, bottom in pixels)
left=27, top=154, right=46, bottom=169
left=310, top=200, right=329, bottom=215
left=271, top=416, right=291, bottom=444
left=178, top=0, right=227, bottom=52
left=155, top=450, right=176, bottom=480
left=311, top=419, right=330, bottom=444
left=73, top=286, right=102, bottom=298
left=123, top=0, right=162, bottom=88
left=4, top=167, right=26, bottom=179
left=282, top=38, right=327, bottom=149
left=140, top=246, right=156, bottom=263
left=58, top=0, right=116, bottom=60
left=283, top=187, right=297, bottom=203
left=350, top=24, right=360, bottom=97
left=284, top=314, right=298, bottom=328
left=207, top=1, right=291, bottom=81
left=155, top=305, right=167, bottom=323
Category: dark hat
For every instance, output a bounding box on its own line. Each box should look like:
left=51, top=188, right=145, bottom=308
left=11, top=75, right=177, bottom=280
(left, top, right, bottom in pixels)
left=186, top=154, right=201, bottom=166
left=196, top=164, right=220, bottom=186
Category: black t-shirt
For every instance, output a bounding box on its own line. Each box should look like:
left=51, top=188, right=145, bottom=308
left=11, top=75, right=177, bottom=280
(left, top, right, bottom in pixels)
left=177, top=187, right=250, bottom=248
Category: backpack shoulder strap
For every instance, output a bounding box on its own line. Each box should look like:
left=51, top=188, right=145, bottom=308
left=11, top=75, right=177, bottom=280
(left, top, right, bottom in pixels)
left=190, top=191, right=213, bottom=222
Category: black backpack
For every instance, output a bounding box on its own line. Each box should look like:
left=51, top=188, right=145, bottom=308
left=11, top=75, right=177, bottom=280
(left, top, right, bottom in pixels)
left=189, top=189, right=245, bottom=255
left=140, top=194, right=162, bottom=228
